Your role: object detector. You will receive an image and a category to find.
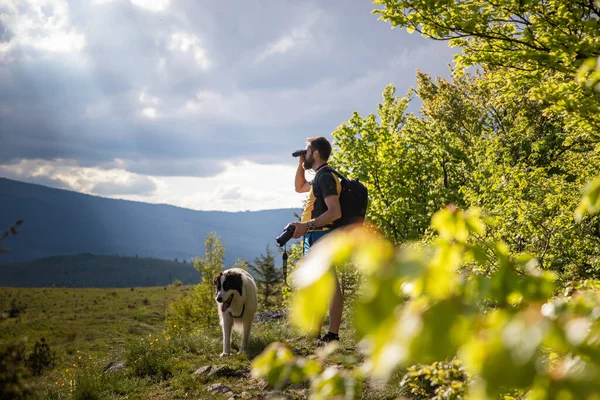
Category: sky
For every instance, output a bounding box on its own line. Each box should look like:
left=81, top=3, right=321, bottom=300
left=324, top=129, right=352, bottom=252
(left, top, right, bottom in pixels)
left=0, top=0, right=457, bottom=212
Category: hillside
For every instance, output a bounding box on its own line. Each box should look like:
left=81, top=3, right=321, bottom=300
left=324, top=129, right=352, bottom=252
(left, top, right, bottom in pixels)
left=0, top=178, right=301, bottom=265
left=0, top=253, right=200, bottom=288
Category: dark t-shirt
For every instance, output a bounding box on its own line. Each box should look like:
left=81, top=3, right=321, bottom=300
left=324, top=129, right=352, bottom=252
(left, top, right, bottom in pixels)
left=300, top=166, right=341, bottom=226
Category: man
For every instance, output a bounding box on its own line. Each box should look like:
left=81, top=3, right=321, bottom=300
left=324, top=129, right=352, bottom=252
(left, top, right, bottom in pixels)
left=288, top=136, right=343, bottom=343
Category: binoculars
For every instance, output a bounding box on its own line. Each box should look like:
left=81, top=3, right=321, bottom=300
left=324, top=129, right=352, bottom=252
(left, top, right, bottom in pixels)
left=292, top=149, right=307, bottom=157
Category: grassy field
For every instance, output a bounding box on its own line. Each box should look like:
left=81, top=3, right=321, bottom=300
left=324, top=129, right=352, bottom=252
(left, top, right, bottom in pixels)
left=0, top=285, right=406, bottom=399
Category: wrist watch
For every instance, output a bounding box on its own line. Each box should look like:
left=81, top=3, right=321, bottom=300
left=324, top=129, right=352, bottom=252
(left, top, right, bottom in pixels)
left=307, top=221, right=316, bottom=232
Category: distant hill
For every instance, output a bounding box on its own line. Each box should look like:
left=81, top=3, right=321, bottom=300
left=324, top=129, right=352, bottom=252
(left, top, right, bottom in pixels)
left=0, top=253, right=200, bottom=288
left=0, top=177, right=301, bottom=266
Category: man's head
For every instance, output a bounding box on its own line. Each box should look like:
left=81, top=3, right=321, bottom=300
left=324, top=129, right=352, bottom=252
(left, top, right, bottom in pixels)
left=303, top=136, right=332, bottom=170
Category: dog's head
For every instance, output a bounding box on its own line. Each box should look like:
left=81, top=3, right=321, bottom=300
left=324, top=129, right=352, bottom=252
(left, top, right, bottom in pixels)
left=213, top=270, right=243, bottom=313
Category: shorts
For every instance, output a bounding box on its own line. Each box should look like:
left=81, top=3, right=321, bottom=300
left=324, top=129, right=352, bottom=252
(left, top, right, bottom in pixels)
left=303, top=230, right=332, bottom=256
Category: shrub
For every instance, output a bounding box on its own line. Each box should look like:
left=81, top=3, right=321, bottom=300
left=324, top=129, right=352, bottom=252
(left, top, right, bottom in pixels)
left=126, top=334, right=173, bottom=380
left=166, top=284, right=217, bottom=331
left=400, top=359, right=468, bottom=400
left=26, top=337, right=56, bottom=376
left=0, top=339, right=33, bottom=399
left=8, top=297, right=26, bottom=318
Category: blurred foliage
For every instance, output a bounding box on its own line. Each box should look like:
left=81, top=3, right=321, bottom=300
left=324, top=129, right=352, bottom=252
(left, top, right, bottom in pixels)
left=0, top=339, right=33, bottom=400
left=253, top=201, right=600, bottom=399
left=400, top=359, right=468, bottom=400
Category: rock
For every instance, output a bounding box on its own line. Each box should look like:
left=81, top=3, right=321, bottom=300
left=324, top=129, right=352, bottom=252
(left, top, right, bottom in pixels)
left=254, top=310, right=287, bottom=323
left=193, top=365, right=213, bottom=376
left=193, top=365, right=243, bottom=378
left=207, top=383, right=233, bottom=394
left=210, top=365, right=240, bottom=378
left=240, top=391, right=251, bottom=399
left=103, top=362, right=125, bottom=373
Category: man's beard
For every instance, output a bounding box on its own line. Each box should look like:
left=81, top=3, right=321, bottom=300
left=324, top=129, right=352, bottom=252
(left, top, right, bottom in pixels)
left=303, top=156, right=314, bottom=170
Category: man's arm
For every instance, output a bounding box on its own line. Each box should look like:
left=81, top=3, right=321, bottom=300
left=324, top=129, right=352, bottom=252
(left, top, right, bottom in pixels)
left=295, top=157, right=310, bottom=193
left=290, top=195, right=341, bottom=239
left=311, top=195, right=342, bottom=228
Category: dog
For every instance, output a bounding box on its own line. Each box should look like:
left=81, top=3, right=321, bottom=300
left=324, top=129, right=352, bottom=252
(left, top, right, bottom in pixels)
left=213, top=268, right=257, bottom=357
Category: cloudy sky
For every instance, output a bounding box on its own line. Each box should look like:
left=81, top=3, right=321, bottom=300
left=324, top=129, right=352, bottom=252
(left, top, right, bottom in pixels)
left=0, top=0, right=456, bottom=212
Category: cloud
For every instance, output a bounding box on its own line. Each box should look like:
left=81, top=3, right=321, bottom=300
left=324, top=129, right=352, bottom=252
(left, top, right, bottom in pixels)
left=91, top=176, right=157, bottom=196
left=168, top=31, right=210, bottom=69
left=130, top=0, right=169, bottom=12
left=0, top=159, right=158, bottom=197
left=255, top=12, right=321, bottom=62
left=216, top=186, right=243, bottom=201
left=0, top=0, right=86, bottom=61
left=0, top=0, right=457, bottom=207
left=92, top=0, right=169, bottom=12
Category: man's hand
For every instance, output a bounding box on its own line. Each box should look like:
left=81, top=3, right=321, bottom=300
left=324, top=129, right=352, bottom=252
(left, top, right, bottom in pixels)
left=290, top=222, right=308, bottom=239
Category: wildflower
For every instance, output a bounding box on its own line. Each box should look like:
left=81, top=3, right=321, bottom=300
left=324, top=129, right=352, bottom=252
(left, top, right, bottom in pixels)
left=76, top=350, right=80, bottom=354
left=55, top=381, right=59, bottom=385
left=88, top=355, right=92, bottom=360
left=73, top=364, right=77, bottom=367
left=66, top=369, right=69, bottom=373
left=148, top=334, right=152, bottom=338
left=155, top=338, right=158, bottom=342
left=173, top=324, right=177, bottom=328
left=78, top=356, right=82, bottom=360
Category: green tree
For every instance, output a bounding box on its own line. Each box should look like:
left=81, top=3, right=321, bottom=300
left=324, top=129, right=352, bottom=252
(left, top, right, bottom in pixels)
left=249, top=245, right=282, bottom=308
left=167, top=232, right=225, bottom=330
left=330, top=85, right=448, bottom=243
left=193, top=232, right=225, bottom=284
left=373, top=0, right=600, bottom=136
left=414, top=69, right=600, bottom=280
left=332, top=69, right=600, bottom=281
left=231, top=257, right=250, bottom=271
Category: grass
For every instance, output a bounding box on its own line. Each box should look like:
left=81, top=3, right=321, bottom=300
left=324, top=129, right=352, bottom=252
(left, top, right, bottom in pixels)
left=0, top=285, right=408, bottom=399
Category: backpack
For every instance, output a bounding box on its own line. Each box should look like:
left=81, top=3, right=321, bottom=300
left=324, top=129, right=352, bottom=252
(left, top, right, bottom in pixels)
left=320, top=167, right=369, bottom=228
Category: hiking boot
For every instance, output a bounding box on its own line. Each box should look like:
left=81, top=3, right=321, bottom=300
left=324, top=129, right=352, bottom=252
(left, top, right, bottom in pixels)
left=318, top=332, right=339, bottom=343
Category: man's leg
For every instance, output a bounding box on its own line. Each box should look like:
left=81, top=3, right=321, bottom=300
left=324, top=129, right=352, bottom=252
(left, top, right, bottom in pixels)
left=328, top=271, right=343, bottom=334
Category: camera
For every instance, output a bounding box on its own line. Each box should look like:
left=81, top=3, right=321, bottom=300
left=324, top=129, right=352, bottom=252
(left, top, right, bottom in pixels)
left=276, top=224, right=295, bottom=247
left=292, top=149, right=307, bottom=157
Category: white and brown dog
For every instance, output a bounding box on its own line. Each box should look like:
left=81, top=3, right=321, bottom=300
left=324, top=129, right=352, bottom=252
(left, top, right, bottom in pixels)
left=213, top=268, right=257, bottom=357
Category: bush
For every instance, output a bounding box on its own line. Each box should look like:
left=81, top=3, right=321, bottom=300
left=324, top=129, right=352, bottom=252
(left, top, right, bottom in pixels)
left=172, top=279, right=182, bottom=287
left=0, top=339, right=33, bottom=400
left=400, top=359, right=468, bottom=400
left=166, top=284, right=217, bottom=331
left=8, top=297, right=26, bottom=318
left=126, top=335, right=173, bottom=380
left=26, top=337, right=56, bottom=376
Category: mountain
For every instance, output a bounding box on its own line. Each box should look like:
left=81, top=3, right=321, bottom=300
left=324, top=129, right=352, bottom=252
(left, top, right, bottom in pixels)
left=0, top=177, right=301, bottom=266
left=0, top=253, right=200, bottom=288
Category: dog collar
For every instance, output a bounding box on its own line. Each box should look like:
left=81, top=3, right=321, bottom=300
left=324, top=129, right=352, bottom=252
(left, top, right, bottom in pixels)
left=230, top=303, right=245, bottom=319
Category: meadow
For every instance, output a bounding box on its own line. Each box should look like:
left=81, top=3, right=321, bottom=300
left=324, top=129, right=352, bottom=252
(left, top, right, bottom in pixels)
left=0, top=285, right=407, bottom=399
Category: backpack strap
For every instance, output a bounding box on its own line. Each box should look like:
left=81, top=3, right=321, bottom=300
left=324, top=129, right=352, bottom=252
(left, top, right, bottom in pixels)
left=320, top=166, right=347, bottom=181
